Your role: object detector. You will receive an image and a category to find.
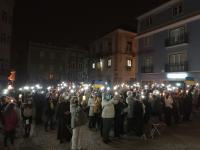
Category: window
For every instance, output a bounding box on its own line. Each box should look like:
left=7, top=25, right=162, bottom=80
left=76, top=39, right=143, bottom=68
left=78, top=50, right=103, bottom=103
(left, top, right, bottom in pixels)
left=145, top=16, right=152, bottom=27
left=167, top=53, right=186, bottom=72
left=50, top=52, right=55, bottom=59
left=107, top=59, right=111, bottom=67
left=169, top=53, right=184, bottom=65
left=49, top=65, right=54, bottom=72
left=59, top=66, right=63, bottom=71
left=9, top=16, right=12, bottom=24
left=2, top=11, right=8, bottom=24
left=0, top=33, right=5, bottom=47
left=2, top=33, right=6, bottom=43
left=143, top=56, right=152, bottom=67
left=127, top=41, right=132, bottom=53
left=127, top=59, right=132, bottom=67
left=143, top=36, right=152, bottom=47
left=72, top=63, right=75, bottom=69
left=169, top=27, right=185, bottom=43
left=40, top=51, right=45, bottom=58
left=172, top=3, right=183, bottom=16
left=142, top=56, right=153, bottom=73
left=99, top=43, right=103, bottom=51
left=0, top=33, right=3, bottom=45
left=7, top=36, right=11, bottom=46
left=0, top=60, right=4, bottom=71
left=91, top=46, right=95, bottom=52
left=108, top=41, right=112, bottom=51
left=39, top=64, right=44, bottom=70
left=49, top=74, right=54, bottom=80
left=0, top=33, right=2, bottom=43
left=92, top=63, right=95, bottom=69
left=71, top=56, right=75, bottom=61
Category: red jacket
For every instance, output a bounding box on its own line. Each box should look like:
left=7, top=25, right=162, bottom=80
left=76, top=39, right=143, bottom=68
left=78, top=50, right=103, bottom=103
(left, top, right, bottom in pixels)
left=3, top=111, right=19, bottom=131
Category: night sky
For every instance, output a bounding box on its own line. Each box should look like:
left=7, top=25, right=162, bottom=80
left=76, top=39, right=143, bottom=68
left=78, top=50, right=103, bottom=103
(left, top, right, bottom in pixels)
left=14, top=0, right=169, bottom=47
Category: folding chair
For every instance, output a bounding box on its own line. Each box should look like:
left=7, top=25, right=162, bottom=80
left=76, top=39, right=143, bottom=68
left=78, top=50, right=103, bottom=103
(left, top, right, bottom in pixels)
left=150, top=123, right=161, bottom=139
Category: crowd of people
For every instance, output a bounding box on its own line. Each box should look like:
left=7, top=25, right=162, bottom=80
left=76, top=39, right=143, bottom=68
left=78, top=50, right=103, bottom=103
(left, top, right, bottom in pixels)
left=0, top=82, right=200, bottom=150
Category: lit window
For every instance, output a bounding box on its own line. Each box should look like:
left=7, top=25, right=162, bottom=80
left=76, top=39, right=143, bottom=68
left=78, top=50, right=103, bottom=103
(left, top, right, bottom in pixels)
left=92, top=63, right=95, bottom=69
left=127, top=59, right=132, bottom=67
left=108, top=59, right=111, bottom=67
left=100, top=60, right=103, bottom=68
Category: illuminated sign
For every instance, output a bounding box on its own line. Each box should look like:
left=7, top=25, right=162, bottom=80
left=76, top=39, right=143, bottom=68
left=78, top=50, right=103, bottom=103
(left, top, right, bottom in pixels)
left=167, top=72, right=188, bottom=80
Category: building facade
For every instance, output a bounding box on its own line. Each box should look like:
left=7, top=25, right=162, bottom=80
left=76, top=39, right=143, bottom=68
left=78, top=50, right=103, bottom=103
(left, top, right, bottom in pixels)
left=89, top=29, right=136, bottom=85
left=27, top=42, right=88, bottom=84
left=137, top=0, right=200, bottom=83
left=0, top=0, right=15, bottom=84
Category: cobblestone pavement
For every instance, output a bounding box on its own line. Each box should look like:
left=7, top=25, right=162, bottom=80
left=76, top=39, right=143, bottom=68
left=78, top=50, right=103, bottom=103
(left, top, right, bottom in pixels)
left=1, top=116, right=200, bottom=150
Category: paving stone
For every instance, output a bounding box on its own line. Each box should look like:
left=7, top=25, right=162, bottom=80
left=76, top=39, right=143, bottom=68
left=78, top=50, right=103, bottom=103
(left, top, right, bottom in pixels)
left=0, top=118, right=200, bottom=150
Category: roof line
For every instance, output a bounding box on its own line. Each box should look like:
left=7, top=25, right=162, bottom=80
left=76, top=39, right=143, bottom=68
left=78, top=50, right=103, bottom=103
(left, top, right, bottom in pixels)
left=90, top=28, right=136, bottom=45
left=137, top=0, right=181, bottom=20
left=136, top=12, right=200, bottom=39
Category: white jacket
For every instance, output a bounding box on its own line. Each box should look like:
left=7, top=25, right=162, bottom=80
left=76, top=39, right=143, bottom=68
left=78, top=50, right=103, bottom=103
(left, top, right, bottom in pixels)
left=88, top=97, right=95, bottom=116
left=165, top=96, right=173, bottom=109
left=101, top=98, right=118, bottom=118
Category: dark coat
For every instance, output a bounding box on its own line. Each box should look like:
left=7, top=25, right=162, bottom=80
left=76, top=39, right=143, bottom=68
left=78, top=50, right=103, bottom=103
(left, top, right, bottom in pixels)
left=115, top=101, right=127, bottom=117
left=45, top=97, right=56, bottom=116
left=133, top=100, right=144, bottom=136
left=56, top=101, right=71, bottom=141
left=183, top=93, right=193, bottom=115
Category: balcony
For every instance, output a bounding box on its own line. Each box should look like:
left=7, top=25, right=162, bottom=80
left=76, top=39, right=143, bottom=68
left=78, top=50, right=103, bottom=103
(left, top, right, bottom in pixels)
left=165, top=62, right=188, bottom=72
left=93, top=51, right=113, bottom=59
left=165, top=33, right=189, bottom=47
left=141, top=66, right=154, bottom=73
